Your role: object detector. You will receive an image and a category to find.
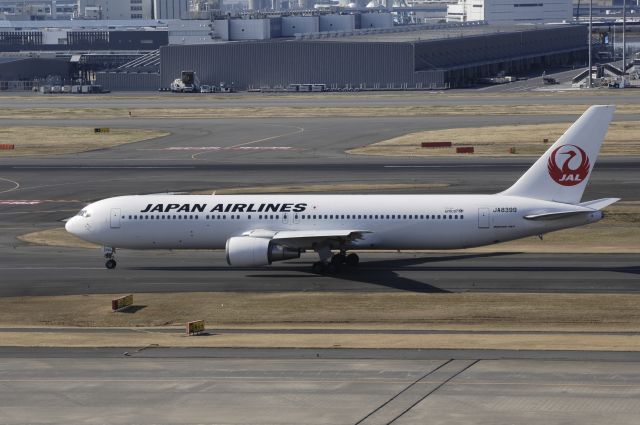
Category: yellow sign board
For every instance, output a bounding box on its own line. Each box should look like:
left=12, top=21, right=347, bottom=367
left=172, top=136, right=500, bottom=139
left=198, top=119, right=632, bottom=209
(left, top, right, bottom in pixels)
left=187, top=320, right=205, bottom=335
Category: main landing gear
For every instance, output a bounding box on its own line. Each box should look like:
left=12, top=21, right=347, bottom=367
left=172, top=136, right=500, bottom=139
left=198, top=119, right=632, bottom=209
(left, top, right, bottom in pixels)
left=103, top=246, right=117, bottom=269
left=311, top=249, right=360, bottom=274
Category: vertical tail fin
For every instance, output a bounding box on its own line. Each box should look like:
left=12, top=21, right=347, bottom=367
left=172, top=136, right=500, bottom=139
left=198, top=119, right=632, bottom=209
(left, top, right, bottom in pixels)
left=501, top=105, right=615, bottom=204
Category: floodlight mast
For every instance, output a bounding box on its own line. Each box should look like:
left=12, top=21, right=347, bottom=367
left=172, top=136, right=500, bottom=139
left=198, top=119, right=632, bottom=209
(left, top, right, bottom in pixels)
left=587, top=0, right=596, bottom=88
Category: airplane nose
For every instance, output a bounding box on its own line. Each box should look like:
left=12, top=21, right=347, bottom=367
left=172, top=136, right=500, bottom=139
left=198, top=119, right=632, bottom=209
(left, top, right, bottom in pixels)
left=65, top=216, right=82, bottom=236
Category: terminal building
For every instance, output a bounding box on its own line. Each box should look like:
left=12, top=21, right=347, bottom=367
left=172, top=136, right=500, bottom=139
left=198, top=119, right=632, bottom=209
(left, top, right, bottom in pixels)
left=0, top=13, right=588, bottom=91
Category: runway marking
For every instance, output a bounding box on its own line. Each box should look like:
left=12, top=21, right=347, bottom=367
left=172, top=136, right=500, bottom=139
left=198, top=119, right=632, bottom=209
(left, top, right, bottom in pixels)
left=0, top=200, right=42, bottom=205
left=384, top=165, right=524, bottom=168
left=13, top=166, right=196, bottom=170
left=0, top=200, right=80, bottom=205
left=0, top=267, right=103, bottom=270
left=0, top=177, right=20, bottom=194
left=142, top=146, right=296, bottom=151
left=192, top=125, right=304, bottom=159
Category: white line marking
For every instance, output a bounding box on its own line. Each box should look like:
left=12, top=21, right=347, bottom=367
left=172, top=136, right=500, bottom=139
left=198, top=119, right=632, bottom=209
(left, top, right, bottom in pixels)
left=13, top=166, right=195, bottom=169
left=0, top=177, right=20, bottom=194
left=0, top=200, right=42, bottom=205
left=0, top=267, right=103, bottom=270
left=384, top=165, right=524, bottom=168
left=144, top=146, right=296, bottom=151
left=192, top=125, right=304, bottom=159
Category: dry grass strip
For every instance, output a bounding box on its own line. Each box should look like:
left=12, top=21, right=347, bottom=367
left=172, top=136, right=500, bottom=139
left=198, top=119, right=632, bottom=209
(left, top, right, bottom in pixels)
left=0, top=126, right=168, bottom=156
left=348, top=121, right=640, bottom=157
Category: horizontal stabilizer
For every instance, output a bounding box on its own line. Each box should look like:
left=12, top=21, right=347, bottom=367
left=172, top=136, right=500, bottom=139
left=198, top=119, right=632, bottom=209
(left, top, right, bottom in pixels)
left=524, top=210, right=590, bottom=221
left=577, top=198, right=620, bottom=210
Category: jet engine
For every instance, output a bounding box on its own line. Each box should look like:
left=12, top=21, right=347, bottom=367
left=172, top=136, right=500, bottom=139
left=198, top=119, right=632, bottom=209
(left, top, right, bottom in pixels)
left=225, top=236, right=301, bottom=267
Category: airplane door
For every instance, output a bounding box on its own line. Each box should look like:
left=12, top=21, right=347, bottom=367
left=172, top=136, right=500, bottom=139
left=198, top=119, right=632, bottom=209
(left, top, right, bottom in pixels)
left=110, top=208, right=121, bottom=229
left=282, top=213, right=289, bottom=224
left=478, top=208, right=490, bottom=229
left=293, top=213, right=300, bottom=224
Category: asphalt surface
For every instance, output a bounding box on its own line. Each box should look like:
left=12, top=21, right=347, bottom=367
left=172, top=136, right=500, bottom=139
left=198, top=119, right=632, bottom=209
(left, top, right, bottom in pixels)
left=1, top=250, right=639, bottom=296
left=1, top=348, right=639, bottom=424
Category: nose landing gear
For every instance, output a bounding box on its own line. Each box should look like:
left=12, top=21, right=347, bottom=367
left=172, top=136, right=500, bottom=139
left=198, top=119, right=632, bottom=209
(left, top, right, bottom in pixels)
left=103, top=246, right=117, bottom=269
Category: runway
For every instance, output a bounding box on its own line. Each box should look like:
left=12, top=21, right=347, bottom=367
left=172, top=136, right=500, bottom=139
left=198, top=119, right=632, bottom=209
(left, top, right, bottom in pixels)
left=0, top=249, right=638, bottom=296
left=1, top=347, right=639, bottom=425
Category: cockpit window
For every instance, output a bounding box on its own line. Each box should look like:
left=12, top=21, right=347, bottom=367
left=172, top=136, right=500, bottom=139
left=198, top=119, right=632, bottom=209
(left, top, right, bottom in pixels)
left=77, top=209, right=91, bottom=218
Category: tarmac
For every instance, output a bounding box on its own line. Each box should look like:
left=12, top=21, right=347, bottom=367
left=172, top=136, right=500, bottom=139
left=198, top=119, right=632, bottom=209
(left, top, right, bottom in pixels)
left=0, top=90, right=639, bottom=424
left=0, top=347, right=639, bottom=424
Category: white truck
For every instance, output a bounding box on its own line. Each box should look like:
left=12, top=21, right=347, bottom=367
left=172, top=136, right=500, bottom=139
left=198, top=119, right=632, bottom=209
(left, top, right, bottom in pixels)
left=170, top=71, right=200, bottom=93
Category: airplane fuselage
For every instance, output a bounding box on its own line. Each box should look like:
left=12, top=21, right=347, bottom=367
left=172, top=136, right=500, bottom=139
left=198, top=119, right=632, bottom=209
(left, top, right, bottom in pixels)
left=67, top=194, right=603, bottom=251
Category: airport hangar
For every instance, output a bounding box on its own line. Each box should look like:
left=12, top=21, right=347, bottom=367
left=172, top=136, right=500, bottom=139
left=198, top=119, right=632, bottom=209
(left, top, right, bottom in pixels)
left=99, top=23, right=588, bottom=90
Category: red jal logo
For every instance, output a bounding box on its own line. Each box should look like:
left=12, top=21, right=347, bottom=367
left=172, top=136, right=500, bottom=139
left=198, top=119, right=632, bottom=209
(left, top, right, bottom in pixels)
left=547, top=144, right=590, bottom=186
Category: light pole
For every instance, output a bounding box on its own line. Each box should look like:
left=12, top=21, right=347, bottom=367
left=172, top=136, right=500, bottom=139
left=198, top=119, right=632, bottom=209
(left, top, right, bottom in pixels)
left=587, top=0, right=593, bottom=88
left=622, top=0, right=626, bottom=80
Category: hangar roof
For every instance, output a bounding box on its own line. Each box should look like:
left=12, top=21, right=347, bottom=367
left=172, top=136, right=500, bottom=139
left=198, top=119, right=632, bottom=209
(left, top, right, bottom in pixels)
left=300, top=23, right=575, bottom=44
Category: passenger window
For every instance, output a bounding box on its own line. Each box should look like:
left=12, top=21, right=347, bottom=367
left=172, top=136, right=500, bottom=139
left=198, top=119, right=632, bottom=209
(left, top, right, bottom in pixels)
left=454, top=215, right=458, bottom=219
left=128, top=215, right=132, bottom=219
left=461, top=215, right=464, bottom=219
left=437, top=215, right=441, bottom=219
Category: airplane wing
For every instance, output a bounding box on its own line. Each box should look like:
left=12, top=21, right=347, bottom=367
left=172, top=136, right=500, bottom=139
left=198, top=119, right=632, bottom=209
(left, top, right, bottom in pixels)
left=242, top=229, right=372, bottom=249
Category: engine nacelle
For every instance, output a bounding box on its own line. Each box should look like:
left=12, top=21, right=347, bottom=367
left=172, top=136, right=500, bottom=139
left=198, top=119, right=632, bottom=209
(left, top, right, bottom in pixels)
left=225, top=236, right=300, bottom=267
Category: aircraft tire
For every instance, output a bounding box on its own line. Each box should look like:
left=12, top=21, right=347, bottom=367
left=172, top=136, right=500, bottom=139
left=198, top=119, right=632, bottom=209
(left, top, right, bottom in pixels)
left=105, top=259, right=117, bottom=269
left=312, top=262, right=325, bottom=274
left=346, top=253, right=359, bottom=266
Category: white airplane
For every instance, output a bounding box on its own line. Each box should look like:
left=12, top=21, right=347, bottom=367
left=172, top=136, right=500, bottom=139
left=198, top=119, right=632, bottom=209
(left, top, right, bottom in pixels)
left=66, top=105, right=618, bottom=273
